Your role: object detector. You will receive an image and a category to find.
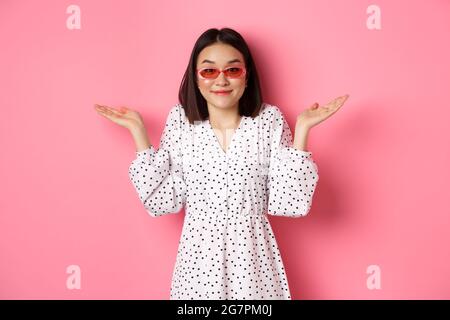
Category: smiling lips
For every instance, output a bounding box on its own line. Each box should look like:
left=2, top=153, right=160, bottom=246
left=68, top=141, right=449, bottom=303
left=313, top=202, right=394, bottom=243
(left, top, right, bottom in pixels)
left=212, top=90, right=232, bottom=95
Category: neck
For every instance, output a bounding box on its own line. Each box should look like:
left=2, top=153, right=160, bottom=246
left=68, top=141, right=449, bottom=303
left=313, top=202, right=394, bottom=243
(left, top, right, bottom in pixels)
left=207, top=103, right=241, bottom=129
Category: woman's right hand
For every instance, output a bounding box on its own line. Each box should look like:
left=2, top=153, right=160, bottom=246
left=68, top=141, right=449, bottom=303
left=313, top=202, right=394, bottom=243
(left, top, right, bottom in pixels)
left=94, top=104, right=145, bottom=131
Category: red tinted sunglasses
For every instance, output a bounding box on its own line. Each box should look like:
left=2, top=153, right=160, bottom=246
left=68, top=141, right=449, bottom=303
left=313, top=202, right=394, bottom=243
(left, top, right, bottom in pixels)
left=196, top=66, right=247, bottom=80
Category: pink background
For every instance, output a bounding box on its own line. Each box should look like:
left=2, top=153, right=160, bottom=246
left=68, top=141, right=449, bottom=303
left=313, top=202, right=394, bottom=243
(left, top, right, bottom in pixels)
left=1, top=0, right=449, bottom=299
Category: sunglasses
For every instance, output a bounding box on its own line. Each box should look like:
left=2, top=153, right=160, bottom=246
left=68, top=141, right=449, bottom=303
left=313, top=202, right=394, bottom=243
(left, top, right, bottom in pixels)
left=196, top=66, right=247, bottom=80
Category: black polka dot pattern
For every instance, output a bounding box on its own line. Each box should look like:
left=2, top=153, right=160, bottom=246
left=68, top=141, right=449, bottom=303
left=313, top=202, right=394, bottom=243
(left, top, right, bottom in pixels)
left=128, top=103, right=319, bottom=300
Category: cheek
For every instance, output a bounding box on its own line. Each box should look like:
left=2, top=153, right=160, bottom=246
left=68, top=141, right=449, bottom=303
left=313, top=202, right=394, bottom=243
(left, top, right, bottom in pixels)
left=198, top=86, right=211, bottom=98
left=197, top=83, right=209, bottom=95
left=198, top=81, right=211, bottom=91
left=235, top=79, right=246, bottom=89
left=234, top=82, right=246, bottom=94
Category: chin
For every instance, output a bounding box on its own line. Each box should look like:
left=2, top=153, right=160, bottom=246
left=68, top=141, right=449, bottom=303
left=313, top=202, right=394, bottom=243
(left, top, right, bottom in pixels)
left=211, top=101, right=238, bottom=109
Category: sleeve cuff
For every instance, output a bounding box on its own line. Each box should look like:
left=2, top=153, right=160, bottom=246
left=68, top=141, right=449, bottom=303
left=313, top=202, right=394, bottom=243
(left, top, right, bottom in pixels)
left=279, top=147, right=318, bottom=175
left=280, top=146, right=312, bottom=161
left=136, top=146, right=155, bottom=160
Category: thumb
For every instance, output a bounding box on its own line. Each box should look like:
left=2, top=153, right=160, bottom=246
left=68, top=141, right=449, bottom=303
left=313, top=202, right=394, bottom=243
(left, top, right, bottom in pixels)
left=310, top=102, right=319, bottom=109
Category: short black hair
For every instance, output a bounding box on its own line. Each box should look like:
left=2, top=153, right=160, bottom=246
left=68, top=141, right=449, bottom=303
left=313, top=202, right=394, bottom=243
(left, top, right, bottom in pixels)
left=178, top=27, right=263, bottom=124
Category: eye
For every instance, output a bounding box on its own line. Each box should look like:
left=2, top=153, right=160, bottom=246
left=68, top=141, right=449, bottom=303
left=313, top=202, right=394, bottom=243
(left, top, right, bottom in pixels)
left=226, top=67, right=243, bottom=76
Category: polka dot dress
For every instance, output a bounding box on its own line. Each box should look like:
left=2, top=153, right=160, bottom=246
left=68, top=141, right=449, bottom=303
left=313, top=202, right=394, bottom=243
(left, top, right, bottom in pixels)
left=128, top=103, right=319, bottom=300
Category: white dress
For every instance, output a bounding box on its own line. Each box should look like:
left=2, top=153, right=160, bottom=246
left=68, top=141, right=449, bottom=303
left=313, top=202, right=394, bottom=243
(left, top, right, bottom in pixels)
left=128, top=102, right=319, bottom=300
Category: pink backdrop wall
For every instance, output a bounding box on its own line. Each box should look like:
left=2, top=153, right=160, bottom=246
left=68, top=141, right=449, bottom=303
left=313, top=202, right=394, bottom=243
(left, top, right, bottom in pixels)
left=1, top=0, right=449, bottom=299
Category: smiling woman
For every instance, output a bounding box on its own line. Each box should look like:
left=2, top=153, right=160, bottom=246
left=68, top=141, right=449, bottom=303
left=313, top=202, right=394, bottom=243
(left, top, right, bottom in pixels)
left=95, top=27, right=333, bottom=300
left=178, top=28, right=263, bottom=127
left=131, top=28, right=319, bottom=300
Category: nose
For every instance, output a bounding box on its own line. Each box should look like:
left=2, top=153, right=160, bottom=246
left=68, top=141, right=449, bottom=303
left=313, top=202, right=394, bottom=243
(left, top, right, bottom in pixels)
left=214, top=71, right=230, bottom=85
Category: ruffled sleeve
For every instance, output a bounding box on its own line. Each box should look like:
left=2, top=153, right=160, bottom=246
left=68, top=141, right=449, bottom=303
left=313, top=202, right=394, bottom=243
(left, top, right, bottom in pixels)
left=128, top=104, right=186, bottom=217
left=266, top=105, right=319, bottom=217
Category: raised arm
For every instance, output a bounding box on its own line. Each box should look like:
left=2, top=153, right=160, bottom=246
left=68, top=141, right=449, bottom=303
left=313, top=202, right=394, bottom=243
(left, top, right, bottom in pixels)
left=266, top=106, right=319, bottom=217
left=94, top=103, right=186, bottom=217
left=128, top=105, right=187, bottom=217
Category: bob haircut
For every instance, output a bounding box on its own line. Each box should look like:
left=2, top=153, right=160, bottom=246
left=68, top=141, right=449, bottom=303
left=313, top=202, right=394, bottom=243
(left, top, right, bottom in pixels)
left=178, top=27, right=263, bottom=125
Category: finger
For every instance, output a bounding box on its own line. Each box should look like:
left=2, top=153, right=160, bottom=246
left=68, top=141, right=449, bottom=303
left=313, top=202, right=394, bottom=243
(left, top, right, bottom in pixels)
left=334, top=96, right=348, bottom=109
left=96, top=107, right=117, bottom=118
left=337, top=94, right=349, bottom=104
left=108, top=108, right=123, bottom=116
left=94, top=104, right=110, bottom=112
left=337, top=95, right=347, bottom=104
left=95, top=104, right=116, bottom=112
left=324, top=98, right=338, bottom=110
left=330, top=95, right=346, bottom=104
left=98, top=105, right=123, bottom=117
left=321, top=103, right=338, bottom=114
left=95, top=107, right=110, bottom=116
left=96, top=104, right=128, bottom=116
left=329, top=96, right=346, bottom=109
left=104, top=109, right=120, bottom=117
left=96, top=109, right=112, bottom=119
left=118, top=107, right=129, bottom=114
left=94, top=105, right=105, bottom=113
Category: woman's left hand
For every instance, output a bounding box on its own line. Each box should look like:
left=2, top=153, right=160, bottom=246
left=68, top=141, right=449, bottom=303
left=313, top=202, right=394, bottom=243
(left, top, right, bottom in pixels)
left=296, top=94, right=349, bottom=130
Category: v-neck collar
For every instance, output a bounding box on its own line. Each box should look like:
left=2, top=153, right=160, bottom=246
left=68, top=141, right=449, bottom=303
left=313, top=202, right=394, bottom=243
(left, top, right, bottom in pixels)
left=206, top=115, right=245, bottom=157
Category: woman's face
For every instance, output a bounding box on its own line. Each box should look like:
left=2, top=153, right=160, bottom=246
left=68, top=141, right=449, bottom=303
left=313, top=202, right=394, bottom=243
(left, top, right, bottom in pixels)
left=196, top=43, right=247, bottom=113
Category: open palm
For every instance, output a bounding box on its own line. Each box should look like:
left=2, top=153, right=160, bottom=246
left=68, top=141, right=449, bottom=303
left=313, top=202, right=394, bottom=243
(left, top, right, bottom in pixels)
left=94, top=104, right=145, bottom=130
left=297, top=94, right=349, bottom=130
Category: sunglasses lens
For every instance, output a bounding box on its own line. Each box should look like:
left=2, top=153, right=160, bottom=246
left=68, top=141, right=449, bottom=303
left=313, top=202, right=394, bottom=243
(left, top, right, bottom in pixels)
left=199, top=68, right=219, bottom=79
left=198, top=67, right=245, bottom=79
left=224, top=67, right=244, bottom=78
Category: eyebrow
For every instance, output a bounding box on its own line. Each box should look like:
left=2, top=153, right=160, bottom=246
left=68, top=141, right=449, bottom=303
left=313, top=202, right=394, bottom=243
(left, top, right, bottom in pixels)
left=200, top=59, right=242, bottom=64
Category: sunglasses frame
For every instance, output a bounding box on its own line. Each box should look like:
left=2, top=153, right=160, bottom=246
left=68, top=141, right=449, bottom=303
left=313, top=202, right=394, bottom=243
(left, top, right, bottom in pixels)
left=196, top=66, right=247, bottom=80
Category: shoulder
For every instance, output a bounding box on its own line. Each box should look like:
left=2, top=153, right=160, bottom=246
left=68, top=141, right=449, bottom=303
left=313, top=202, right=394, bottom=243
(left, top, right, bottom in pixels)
left=258, top=102, right=285, bottom=124
left=166, top=103, right=188, bottom=125
left=168, top=103, right=186, bottom=118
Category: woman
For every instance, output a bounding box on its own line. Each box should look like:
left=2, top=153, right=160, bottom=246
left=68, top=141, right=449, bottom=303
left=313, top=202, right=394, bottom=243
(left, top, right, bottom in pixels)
left=94, top=27, right=349, bottom=300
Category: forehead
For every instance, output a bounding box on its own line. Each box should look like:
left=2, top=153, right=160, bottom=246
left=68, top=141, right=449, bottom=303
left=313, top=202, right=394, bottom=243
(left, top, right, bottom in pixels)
left=197, top=43, right=244, bottom=65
